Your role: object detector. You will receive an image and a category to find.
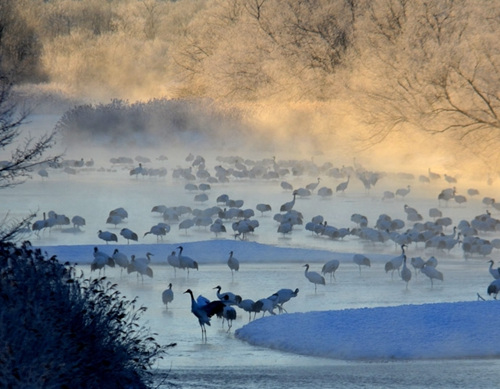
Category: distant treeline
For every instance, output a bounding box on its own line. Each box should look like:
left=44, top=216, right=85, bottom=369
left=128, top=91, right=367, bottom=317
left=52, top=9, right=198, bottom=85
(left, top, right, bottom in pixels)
left=2, top=1, right=499, bottom=163
left=55, top=98, right=249, bottom=147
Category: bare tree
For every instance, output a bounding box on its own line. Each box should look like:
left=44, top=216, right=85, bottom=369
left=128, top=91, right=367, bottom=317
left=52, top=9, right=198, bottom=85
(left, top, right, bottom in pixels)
left=139, top=0, right=164, bottom=40
left=352, top=0, right=500, bottom=160
left=243, top=0, right=356, bottom=74
left=0, top=75, right=60, bottom=241
left=0, top=1, right=45, bottom=82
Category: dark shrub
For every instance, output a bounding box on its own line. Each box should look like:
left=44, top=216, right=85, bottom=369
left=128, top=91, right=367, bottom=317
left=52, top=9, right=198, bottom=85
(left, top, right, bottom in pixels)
left=0, top=241, right=164, bottom=388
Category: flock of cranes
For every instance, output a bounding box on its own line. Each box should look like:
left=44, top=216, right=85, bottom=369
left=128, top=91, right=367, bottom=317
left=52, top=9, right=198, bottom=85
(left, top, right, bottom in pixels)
left=92, top=244, right=303, bottom=341
left=183, top=285, right=301, bottom=340
left=31, top=186, right=500, bottom=268
left=27, top=152, right=500, bottom=342
left=88, top=236, right=500, bottom=342
left=90, top=231, right=495, bottom=342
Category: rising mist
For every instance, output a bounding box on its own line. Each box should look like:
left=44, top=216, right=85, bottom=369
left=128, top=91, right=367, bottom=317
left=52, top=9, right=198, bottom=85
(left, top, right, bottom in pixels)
left=5, top=0, right=500, bottom=182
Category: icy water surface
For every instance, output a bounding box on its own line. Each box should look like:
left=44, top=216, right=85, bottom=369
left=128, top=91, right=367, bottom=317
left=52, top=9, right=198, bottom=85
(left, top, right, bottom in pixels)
left=3, top=145, right=500, bottom=388
left=74, top=259, right=498, bottom=389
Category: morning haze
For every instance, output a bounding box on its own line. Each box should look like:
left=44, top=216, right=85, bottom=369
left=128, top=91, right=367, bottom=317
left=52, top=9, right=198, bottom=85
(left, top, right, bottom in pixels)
left=3, top=0, right=499, bottom=183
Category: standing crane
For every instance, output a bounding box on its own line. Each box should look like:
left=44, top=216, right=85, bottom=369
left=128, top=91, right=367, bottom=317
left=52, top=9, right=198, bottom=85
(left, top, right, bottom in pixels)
left=488, top=260, right=500, bottom=279
left=321, top=259, right=340, bottom=282
left=162, top=283, right=174, bottom=309
left=227, top=250, right=240, bottom=278
left=184, top=289, right=225, bottom=341
left=120, top=228, right=138, bottom=244
left=401, top=255, right=412, bottom=289
left=303, top=264, right=325, bottom=292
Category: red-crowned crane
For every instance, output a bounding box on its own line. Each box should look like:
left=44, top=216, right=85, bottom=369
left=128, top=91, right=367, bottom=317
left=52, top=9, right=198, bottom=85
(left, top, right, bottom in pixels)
left=270, top=288, right=299, bottom=313
left=184, top=289, right=225, bottom=341
left=98, top=230, right=117, bottom=244
left=120, top=228, right=138, bottom=244
left=303, top=264, right=325, bottom=292
left=162, top=283, right=174, bottom=309
left=177, top=246, right=198, bottom=274
left=127, top=253, right=153, bottom=283
left=401, top=255, right=412, bottom=289
left=91, top=247, right=115, bottom=275
left=488, top=260, right=500, bottom=279
left=213, top=285, right=242, bottom=306
left=227, top=250, right=240, bottom=278
left=322, top=259, right=340, bottom=282
left=112, top=248, right=129, bottom=277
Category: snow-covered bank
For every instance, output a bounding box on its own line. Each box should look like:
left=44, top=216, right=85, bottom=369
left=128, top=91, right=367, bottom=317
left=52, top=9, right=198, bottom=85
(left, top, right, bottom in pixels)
left=235, top=301, right=500, bottom=360
left=40, top=240, right=388, bottom=266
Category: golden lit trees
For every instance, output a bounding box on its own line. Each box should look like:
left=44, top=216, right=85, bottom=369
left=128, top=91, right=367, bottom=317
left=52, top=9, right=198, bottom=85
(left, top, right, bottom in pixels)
left=351, top=0, right=500, bottom=158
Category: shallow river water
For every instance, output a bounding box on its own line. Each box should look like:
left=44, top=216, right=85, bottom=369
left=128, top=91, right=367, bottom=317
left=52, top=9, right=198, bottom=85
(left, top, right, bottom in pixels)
left=3, top=139, right=500, bottom=388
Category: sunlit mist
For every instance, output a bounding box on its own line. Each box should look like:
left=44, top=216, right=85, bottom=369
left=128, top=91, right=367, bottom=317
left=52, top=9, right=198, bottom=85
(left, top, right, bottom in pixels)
left=6, top=0, right=498, bottom=186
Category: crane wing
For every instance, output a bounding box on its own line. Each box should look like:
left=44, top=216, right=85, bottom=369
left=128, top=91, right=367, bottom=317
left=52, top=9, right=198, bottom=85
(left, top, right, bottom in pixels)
left=202, top=301, right=225, bottom=317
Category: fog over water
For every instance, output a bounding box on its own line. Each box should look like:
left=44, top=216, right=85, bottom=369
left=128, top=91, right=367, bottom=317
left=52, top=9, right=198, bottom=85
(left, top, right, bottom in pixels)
left=2, top=115, right=499, bottom=387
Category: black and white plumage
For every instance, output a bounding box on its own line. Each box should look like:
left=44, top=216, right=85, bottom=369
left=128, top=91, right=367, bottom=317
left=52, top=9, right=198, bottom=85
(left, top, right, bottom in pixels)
left=144, top=223, right=169, bottom=242
left=280, top=191, right=297, bottom=212
left=303, top=264, right=325, bottom=291
left=425, top=256, right=438, bottom=267
left=112, top=248, right=129, bottom=276
left=421, top=263, right=444, bottom=288
left=401, top=255, right=412, bottom=289
left=353, top=254, right=371, bottom=273
left=227, top=250, right=240, bottom=276
left=184, top=289, right=225, bottom=341
left=271, top=288, right=299, bottom=313
left=162, top=283, right=174, bottom=309
left=488, top=260, right=500, bottom=279
left=71, top=215, right=86, bottom=229
left=98, top=230, right=118, bottom=244
left=321, top=259, right=340, bottom=282
left=128, top=253, right=154, bottom=282
left=385, top=244, right=406, bottom=279
left=336, top=175, right=350, bottom=193
left=216, top=194, right=230, bottom=204
left=130, top=163, right=144, bottom=177
left=106, top=214, right=124, bottom=227
left=256, top=203, right=272, bottom=216
left=238, top=299, right=264, bottom=322
left=213, top=285, right=242, bottom=305
left=109, top=205, right=129, bottom=218
left=306, top=177, right=321, bottom=192
left=256, top=297, right=277, bottom=317
left=177, top=246, right=199, bottom=273
left=32, top=212, right=48, bottom=236
left=167, top=250, right=181, bottom=275
left=120, top=228, right=138, bottom=244
left=91, top=246, right=115, bottom=274
left=179, top=218, right=195, bottom=234
left=487, top=279, right=500, bottom=299
left=277, top=220, right=293, bottom=236
left=410, top=256, right=425, bottom=276
left=210, top=219, right=226, bottom=237
left=219, top=305, right=237, bottom=331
